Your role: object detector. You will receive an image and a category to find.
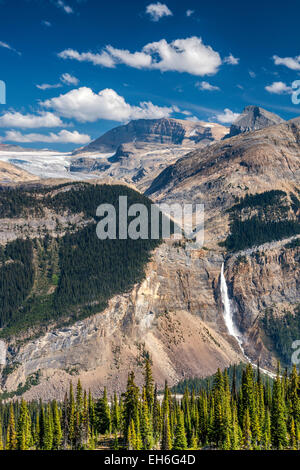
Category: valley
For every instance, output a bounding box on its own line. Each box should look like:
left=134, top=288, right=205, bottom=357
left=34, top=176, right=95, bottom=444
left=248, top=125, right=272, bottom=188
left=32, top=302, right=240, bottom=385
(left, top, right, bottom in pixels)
left=0, top=111, right=299, bottom=403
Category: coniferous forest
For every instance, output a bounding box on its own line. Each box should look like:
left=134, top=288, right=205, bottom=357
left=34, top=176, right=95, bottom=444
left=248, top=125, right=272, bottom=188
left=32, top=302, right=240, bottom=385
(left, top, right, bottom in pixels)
left=0, top=184, right=165, bottom=338
left=1, top=360, right=300, bottom=451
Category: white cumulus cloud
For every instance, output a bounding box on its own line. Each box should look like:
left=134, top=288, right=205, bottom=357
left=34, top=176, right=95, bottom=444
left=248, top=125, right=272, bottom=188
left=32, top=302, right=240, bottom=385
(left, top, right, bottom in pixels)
left=58, top=36, right=222, bottom=76
left=196, top=81, right=220, bottom=91
left=142, top=37, right=221, bottom=75
left=36, top=83, right=63, bottom=90
left=58, top=48, right=115, bottom=68
left=146, top=3, right=173, bottom=21
left=224, top=53, right=239, bottom=65
left=265, top=81, right=292, bottom=94
left=42, top=87, right=178, bottom=123
left=2, top=130, right=90, bottom=144
left=0, top=111, right=64, bottom=128
left=273, top=55, right=300, bottom=71
left=60, top=73, right=79, bottom=86
left=106, top=46, right=152, bottom=69
left=215, top=108, right=240, bottom=124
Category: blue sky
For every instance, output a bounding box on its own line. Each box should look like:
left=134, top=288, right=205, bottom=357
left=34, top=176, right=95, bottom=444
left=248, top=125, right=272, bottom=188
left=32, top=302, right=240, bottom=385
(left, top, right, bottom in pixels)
left=1, top=0, right=300, bottom=150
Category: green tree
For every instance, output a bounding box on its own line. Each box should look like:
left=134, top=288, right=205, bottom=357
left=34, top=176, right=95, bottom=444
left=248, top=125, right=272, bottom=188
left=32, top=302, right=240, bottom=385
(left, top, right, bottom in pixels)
left=6, top=403, right=17, bottom=450
left=52, top=400, right=62, bottom=450
left=173, top=410, right=188, bottom=450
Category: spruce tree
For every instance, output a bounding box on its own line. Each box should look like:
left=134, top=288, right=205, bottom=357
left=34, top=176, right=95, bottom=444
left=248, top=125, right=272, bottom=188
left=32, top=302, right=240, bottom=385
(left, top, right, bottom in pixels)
left=144, top=359, right=154, bottom=412
left=123, top=372, right=140, bottom=442
left=271, top=367, right=287, bottom=449
left=6, top=403, right=17, bottom=450
left=140, top=388, right=153, bottom=450
left=17, top=399, right=32, bottom=450
left=173, top=410, right=188, bottom=450
left=161, top=382, right=172, bottom=450
left=52, top=400, right=62, bottom=450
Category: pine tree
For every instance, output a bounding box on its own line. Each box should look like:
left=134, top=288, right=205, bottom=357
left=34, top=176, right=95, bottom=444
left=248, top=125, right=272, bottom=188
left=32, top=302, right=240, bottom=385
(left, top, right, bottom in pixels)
left=161, top=381, right=172, bottom=450
left=6, top=403, right=17, bottom=450
left=140, top=388, right=153, bottom=449
left=38, top=404, right=46, bottom=449
left=144, top=359, right=154, bottom=412
left=111, top=392, right=120, bottom=434
left=76, top=380, right=83, bottom=417
left=263, top=409, right=271, bottom=450
left=230, top=404, right=240, bottom=450
left=290, top=417, right=297, bottom=450
left=52, top=400, right=62, bottom=450
left=82, top=391, right=90, bottom=447
left=173, top=410, right=187, bottom=450
left=96, top=387, right=111, bottom=435
left=88, top=390, right=96, bottom=439
left=33, top=412, right=40, bottom=449
left=43, top=404, right=54, bottom=450
left=152, top=384, right=161, bottom=441
left=68, top=382, right=76, bottom=448
left=128, top=419, right=137, bottom=450
left=17, top=399, right=32, bottom=450
left=271, top=366, right=287, bottom=449
left=61, top=392, right=69, bottom=449
left=123, top=372, right=140, bottom=442
left=242, top=409, right=252, bottom=450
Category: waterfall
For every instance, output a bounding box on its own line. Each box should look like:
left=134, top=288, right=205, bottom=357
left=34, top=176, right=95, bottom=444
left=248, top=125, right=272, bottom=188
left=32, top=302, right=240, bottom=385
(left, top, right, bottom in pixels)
left=220, top=263, right=276, bottom=379
left=220, top=263, right=242, bottom=344
left=0, top=340, right=6, bottom=367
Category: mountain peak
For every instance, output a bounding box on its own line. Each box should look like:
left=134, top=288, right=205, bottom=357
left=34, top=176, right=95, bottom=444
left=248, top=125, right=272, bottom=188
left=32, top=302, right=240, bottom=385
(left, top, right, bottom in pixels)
left=73, top=117, right=229, bottom=155
left=226, top=105, right=284, bottom=138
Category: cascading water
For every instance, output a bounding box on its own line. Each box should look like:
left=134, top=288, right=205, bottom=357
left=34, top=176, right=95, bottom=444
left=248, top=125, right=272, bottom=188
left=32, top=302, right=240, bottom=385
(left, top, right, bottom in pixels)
left=220, top=263, right=276, bottom=378
left=0, top=340, right=6, bottom=367
left=220, top=263, right=242, bottom=342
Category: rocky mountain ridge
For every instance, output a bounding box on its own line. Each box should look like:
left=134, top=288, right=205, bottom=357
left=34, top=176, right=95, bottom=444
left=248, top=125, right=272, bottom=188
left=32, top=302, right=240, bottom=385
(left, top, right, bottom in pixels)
left=74, top=117, right=228, bottom=154
left=69, top=118, right=229, bottom=191
left=146, top=116, right=300, bottom=370
left=226, top=105, right=284, bottom=138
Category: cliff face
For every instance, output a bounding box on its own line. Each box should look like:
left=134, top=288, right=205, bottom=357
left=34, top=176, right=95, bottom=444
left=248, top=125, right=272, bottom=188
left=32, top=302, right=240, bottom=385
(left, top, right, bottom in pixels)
left=146, top=117, right=300, bottom=369
left=146, top=118, right=300, bottom=247
left=226, top=105, right=284, bottom=138
left=74, top=118, right=228, bottom=154
left=1, top=240, right=242, bottom=400
left=224, top=238, right=300, bottom=368
left=70, top=118, right=228, bottom=192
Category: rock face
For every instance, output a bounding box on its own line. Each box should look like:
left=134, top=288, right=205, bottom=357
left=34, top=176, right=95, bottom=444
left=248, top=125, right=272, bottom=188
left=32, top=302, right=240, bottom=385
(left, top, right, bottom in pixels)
left=74, top=118, right=228, bottom=154
left=1, top=239, right=242, bottom=400
left=146, top=116, right=300, bottom=369
left=224, top=238, right=300, bottom=369
left=146, top=117, right=300, bottom=242
left=69, top=118, right=228, bottom=191
left=225, top=105, right=284, bottom=138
